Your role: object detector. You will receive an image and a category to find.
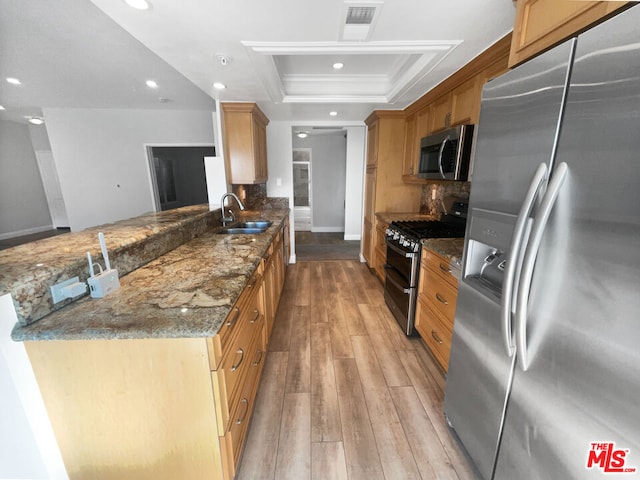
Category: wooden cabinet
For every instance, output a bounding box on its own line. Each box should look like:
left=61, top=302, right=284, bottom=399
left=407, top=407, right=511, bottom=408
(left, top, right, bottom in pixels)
left=451, top=76, right=482, bottom=126
left=362, top=112, right=423, bottom=273
left=509, top=0, right=628, bottom=67
left=222, top=102, right=269, bottom=184
left=373, top=219, right=389, bottom=282
left=430, top=93, right=453, bottom=133
left=24, top=266, right=270, bottom=480
left=262, top=224, right=286, bottom=342
left=415, top=247, right=459, bottom=372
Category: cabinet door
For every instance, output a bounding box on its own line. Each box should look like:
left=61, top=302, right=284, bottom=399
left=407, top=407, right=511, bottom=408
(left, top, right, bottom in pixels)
left=366, top=121, right=378, bottom=166
left=252, top=116, right=268, bottom=182
left=451, top=76, right=482, bottom=126
left=362, top=218, right=374, bottom=267
left=402, top=113, right=417, bottom=177
left=509, top=0, right=627, bottom=67
left=430, top=93, right=452, bottom=133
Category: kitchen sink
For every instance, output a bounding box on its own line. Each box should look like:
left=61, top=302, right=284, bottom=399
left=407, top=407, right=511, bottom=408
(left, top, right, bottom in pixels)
left=216, top=219, right=272, bottom=234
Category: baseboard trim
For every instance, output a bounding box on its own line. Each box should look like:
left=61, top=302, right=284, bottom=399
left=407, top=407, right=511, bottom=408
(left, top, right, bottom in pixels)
left=343, top=234, right=361, bottom=241
left=289, top=253, right=297, bottom=264
left=359, top=253, right=366, bottom=263
left=0, top=224, right=54, bottom=241
left=311, top=227, right=344, bottom=233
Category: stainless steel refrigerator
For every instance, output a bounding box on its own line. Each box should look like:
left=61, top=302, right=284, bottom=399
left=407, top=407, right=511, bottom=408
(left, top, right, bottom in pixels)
left=444, top=6, right=640, bottom=479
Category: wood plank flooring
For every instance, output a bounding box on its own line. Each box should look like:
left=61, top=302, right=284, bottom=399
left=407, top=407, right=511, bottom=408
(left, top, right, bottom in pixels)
left=236, top=260, right=476, bottom=480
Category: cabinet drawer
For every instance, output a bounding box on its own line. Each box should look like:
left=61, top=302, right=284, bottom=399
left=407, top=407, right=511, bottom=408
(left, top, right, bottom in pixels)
left=421, top=248, right=458, bottom=288
left=212, top=295, right=264, bottom=435
left=419, top=265, right=458, bottom=325
left=415, top=299, right=453, bottom=372
left=207, top=270, right=263, bottom=370
left=220, top=328, right=266, bottom=478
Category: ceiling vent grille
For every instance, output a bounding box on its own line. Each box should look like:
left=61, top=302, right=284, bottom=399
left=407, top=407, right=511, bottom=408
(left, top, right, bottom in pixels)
left=341, top=2, right=382, bottom=41
left=346, top=6, right=376, bottom=25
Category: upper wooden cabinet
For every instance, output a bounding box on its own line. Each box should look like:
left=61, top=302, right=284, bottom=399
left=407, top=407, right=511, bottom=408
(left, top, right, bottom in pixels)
left=509, top=0, right=628, bottom=67
left=451, top=76, right=482, bottom=127
left=222, top=102, right=270, bottom=184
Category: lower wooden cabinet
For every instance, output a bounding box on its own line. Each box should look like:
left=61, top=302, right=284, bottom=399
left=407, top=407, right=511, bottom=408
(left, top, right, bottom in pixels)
left=262, top=224, right=286, bottom=342
left=23, top=257, right=279, bottom=480
left=373, top=219, right=389, bottom=281
left=415, top=246, right=459, bottom=372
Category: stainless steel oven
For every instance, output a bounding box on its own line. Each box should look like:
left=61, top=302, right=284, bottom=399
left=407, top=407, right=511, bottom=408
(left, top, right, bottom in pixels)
left=384, top=202, right=468, bottom=336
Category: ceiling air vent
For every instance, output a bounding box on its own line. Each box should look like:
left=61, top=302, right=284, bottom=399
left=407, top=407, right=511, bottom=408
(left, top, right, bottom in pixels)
left=346, top=6, right=376, bottom=25
left=341, top=2, right=382, bottom=41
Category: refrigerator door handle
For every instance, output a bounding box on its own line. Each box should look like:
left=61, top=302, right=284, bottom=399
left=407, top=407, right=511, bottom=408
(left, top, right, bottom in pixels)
left=515, top=162, right=569, bottom=371
left=501, top=162, right=548, bottom=357
left=438, top=135, right=451, bottom=179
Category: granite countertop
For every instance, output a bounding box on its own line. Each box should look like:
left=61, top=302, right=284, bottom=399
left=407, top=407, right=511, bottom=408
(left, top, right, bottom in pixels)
left=11, top=209, right=289, bottom=342
left=1, top=204, right=219, bottom=326
left=375, top=212, right=439, bottom=224
left=421, top=237, right=465, bottom=273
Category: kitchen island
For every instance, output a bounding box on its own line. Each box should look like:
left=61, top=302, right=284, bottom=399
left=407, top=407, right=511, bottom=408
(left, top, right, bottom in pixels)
left=11, top=207, right=289, bottom=341
left=6, top=204, right=290, bottom=480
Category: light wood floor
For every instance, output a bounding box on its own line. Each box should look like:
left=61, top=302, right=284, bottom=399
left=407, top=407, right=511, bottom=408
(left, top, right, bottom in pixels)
left=237, top=260, right=477, bottom=480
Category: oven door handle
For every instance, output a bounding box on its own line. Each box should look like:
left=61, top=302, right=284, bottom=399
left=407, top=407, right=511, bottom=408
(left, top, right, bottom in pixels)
left=385, top=240, right=417, bottom=258
left=384, top=266, right=412, bottom=294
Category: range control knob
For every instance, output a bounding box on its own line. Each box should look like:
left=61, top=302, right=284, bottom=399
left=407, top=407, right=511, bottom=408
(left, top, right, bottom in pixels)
left=393, top=232, right=400, bottom=240
left=386, top=228, right=392, bottom=237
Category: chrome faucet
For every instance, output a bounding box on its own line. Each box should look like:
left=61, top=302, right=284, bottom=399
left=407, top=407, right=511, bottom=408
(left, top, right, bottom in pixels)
left=220, top=192, right=245, bottom=226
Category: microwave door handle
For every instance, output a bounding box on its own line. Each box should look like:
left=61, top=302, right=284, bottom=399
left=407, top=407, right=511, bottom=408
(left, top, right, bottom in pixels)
left=438, top=135, right=450, bottom=179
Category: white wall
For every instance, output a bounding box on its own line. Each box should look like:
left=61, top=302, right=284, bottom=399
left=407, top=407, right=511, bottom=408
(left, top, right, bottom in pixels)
left=43, top=108, right=215, bottom=231
left=344, top=126, right=366, bottom=241
left=293, top=132, right=347, bottom=232
left=0, top=120, right=52, bottom=238
left=0, top=295, right=68, bottom=480
left=265, top=122, right=296, bottom=262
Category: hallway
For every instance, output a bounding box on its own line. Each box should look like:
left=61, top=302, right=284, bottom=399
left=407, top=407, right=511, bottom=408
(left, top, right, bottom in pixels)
left=237, top=260, right=475, bottom=480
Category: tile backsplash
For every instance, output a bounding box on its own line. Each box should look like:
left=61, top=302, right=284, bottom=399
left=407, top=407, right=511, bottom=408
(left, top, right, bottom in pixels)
left=420, top=182, right=470, bottom=216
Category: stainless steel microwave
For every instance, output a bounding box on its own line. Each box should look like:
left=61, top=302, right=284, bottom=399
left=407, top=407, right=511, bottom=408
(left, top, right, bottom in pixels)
left=418, top=124, right=474, bottom=181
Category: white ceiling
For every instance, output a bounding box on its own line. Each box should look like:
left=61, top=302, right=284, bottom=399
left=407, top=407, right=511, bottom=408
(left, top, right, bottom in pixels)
left=0, top=0, right=516, bottom=125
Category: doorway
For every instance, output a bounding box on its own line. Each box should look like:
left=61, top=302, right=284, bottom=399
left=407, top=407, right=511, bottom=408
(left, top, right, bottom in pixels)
left=293, top=148, right=312, bottom=231
left=148, top=146, right=215, bottom=211
left=292, top=127, right=359, bottom=260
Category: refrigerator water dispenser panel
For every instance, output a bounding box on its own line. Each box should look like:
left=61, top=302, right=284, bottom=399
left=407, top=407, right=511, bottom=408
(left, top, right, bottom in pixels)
left=463, top=209, right=516, bottom=301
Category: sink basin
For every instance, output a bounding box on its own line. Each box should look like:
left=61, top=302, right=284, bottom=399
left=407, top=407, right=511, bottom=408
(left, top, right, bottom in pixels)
left=235, top=220, right=272, bottom=229
left=216, top=219, right=272, bottom=234
left=218, top=227, right=267, bottom=234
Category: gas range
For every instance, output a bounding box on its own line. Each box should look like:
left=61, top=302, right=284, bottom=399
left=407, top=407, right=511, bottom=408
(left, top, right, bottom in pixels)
left=386, top=219, right=467, bottom=253
left=383, top=201, right=468, bottom=336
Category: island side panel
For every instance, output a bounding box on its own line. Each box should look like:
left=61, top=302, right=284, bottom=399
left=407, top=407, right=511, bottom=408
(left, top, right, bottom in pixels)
left=24, top=337, right=223, bottom=480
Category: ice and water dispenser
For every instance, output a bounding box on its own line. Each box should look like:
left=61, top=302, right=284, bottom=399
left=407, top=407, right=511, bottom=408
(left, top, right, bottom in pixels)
left=463, top=208, right=520, bottom=302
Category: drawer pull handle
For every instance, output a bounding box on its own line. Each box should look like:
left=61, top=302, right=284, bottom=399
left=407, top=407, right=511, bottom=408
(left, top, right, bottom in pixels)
left=226, top=307, right=240, bottom=327
left=252, top=349, right=264, bottom=367
left=236, top=398, right=249, bottom=425
left=439, top=263, right=451, bottom=274
left=431, top=330, right=443, bottom=344
left=248, top=275, right=258, bottom=289
left=231, top=348, right=245, bottom=372
left=250, top=308, right=260, bottom=324
left=436, top=293, right=448, bottom=305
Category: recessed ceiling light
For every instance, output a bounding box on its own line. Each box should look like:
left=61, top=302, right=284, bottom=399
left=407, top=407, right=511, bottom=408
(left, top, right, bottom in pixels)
left=329, top=111, right=338, bottom=116
left=296, top=131, right=309, bottom=139
left=124, top=0, right=150, bottom=10
left=146, top=80, right=158, bottom=88
left=333, top=62, right=344, bottom=70
left=27, top=117, right=44, bottom=125
left=6, top=77, right=21, bottom=85
left=0, top=105, right=5, bottom=111
left=213, top=82, right=226, bottom=90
